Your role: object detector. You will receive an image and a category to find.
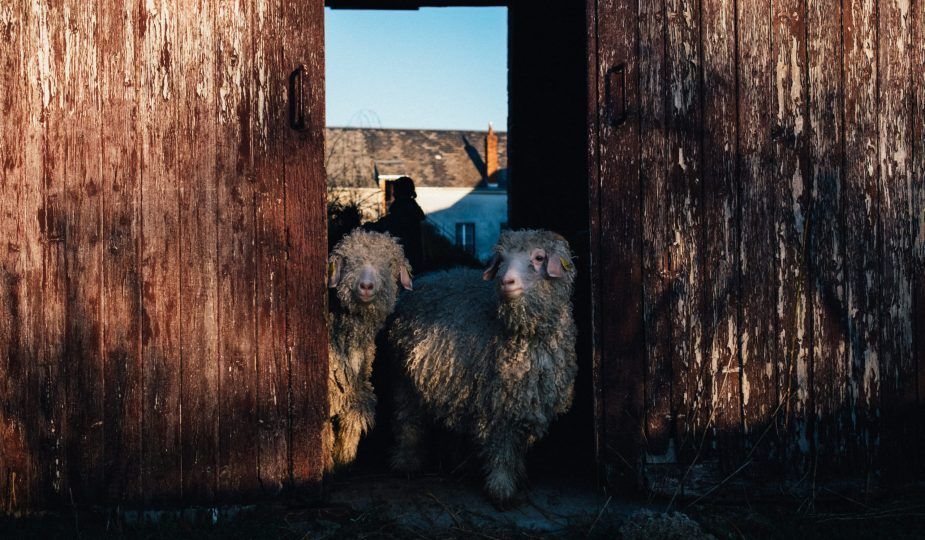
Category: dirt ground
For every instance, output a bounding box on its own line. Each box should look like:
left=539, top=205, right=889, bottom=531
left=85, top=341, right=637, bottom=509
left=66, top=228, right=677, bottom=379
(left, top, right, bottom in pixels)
left=2, top=473, right=925, bottom=539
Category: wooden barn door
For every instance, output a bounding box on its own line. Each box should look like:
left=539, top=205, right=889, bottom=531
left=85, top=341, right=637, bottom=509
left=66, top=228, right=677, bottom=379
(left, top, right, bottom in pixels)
left=589, top=0, right=924, bottom=494
left=0, top=0, right=328, bottom=512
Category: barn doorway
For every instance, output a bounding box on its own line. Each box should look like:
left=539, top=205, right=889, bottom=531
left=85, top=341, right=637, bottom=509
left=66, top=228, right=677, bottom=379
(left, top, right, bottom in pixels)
left=324, top=1, right=595, bottom=490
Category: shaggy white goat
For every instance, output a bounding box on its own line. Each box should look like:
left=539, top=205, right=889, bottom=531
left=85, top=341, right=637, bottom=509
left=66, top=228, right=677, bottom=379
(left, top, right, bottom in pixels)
left=325, top=230, right=412, bottom=470
left=386, top=229, right=577, bottom=505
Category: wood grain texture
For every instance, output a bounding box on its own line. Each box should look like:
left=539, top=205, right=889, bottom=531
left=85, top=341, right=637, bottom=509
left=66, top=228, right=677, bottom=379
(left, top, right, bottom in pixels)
left=0, top=0, right=36, bottom=513
left=177, top=0, right=219, bottom=502
left=98, top=0, right=142, bottom=505
left=594, top=0, right=646, bottom=490
left=699, top=0, right=742, bottom=474
left=137, top=0, right=182, bottom=503
left=665, top=0, right=704, bottom=475
left=737, top=0, right=779, bottom=462
left=770, top=0, right=812, bottom=470
left=283, top=0, right=328, bottom=487
left=842, top=0, right=880, bottom=475
left=59, top=0, right=105, bottom=504
left=877, top=0, right=915, bottom=480
left=1, top=0, right=332, bottom=511
left=253, top=0, right=290, bottom=494
left=215, top=0, right=259, bottom=498
left=806, top=0, right=846, bottom=473
left=914, top=0, right=925, bottom=478
left=39, top=0, right=71, bottom=507
left=639, top=0, right=674, bottom=466
left=586, top=0, right=603, bottom=479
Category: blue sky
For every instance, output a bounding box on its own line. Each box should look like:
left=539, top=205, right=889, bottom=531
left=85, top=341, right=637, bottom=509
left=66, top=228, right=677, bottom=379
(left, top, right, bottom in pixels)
left=324, top=7, right=507, bottom=131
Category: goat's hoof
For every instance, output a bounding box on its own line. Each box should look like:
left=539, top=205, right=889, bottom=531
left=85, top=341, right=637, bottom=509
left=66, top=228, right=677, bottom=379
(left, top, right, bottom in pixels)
left=486, top=489, right=525, bottom=512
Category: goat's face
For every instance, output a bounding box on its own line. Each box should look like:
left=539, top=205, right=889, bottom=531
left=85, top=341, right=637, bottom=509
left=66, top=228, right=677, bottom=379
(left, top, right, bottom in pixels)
left=344, top=260, right=382, bottom=304
left=482, top=231, right=574, bottom=302
left=328, top=231, right=413, bottom=308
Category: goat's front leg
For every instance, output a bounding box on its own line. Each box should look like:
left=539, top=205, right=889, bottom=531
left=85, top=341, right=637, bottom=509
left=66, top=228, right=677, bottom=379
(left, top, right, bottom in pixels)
left=333, top=388, right=376, bottom=467
left=390, top=377, right=427, bottom=473
left=479, top=427, right=528, bottom=508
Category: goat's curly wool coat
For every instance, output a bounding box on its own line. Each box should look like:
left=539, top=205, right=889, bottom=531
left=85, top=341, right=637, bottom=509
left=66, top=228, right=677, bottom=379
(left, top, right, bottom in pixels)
left=325, top=230, right=410, bottom=471
left=387, top=230, right=577, bottom=503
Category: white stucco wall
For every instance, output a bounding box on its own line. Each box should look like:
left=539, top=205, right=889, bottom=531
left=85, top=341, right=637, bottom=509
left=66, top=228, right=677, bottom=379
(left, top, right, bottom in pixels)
left=328, top=186, right=508, bottom=262
left=414, top=187, right=508, bottom=262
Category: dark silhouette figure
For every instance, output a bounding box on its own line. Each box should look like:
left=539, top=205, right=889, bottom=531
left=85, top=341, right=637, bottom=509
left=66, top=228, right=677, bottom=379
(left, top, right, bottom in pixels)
left=368, top=176, right=426, bottom=273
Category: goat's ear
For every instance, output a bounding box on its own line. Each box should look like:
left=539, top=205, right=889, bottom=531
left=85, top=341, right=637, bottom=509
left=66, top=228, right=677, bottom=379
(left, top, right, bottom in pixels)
left=547, top=252, right=573, bottom=278
left=399, top=263, right=413, bottom=291
left=482, top=253, right=502, bottom=281
left=327, top=255, right=342, bottom=288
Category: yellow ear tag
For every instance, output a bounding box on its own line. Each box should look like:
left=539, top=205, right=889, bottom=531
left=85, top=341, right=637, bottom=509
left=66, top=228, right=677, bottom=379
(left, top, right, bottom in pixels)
left=560, top=257, right=572, bottom=271
left=328, top=261, right=336, bottom=279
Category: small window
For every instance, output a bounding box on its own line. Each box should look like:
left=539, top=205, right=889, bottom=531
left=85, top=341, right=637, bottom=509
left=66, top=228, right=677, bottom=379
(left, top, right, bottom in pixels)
left=455, top=223, right=476, bottom=255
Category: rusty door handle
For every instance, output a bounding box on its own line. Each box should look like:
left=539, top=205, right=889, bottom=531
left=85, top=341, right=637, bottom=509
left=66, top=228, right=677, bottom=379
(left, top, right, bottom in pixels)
left=606, top=64, right=627, bottom=127
left=289, top=64, right=309, bottom=131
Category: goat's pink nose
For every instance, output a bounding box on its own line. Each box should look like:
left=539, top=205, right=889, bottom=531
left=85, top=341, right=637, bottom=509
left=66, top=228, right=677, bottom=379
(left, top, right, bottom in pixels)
left=359, top=281, right=374, bottom=292
left=502, top=276, right=517, bottom=286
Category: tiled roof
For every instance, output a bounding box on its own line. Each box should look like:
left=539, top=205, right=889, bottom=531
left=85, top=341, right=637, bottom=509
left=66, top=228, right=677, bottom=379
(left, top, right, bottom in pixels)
left=325, top=127, right=508, bottom=189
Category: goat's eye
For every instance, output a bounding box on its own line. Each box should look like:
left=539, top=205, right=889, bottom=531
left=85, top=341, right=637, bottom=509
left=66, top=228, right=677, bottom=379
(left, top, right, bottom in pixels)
left=534, top=254, right=545, bottom=263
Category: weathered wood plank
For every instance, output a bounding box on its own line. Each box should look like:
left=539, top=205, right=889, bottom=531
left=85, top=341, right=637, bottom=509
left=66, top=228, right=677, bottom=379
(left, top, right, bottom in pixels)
left=0, top=1, right=37, bottom=513
left=18, top=0, right=54, bottom=510
left=177, top=0, right=218, bottom=502
left=98, top=0, right=142, bottom=505
left=586, top=0, right=603, bottom=479
left=806, top=0, right=846, bottom=473
left=914, top=0, right=925, bottom=480
left=215, top=0, right=259, bottom=498
left=253, top=0, right=290, bottom=493
left=737, top=0, right=780, bottom=463
left=593, top=0, right=646, bottom=490
left=59, top=0, right=105, bottom=504
left=284, top=0, right=328, bottom=487
left=137, top=0, right=182, bottom=503
left=639, top=0, right=674, bottom=467
left=770, top=0, right=812, bottom=470
left=665, top=0, right=704, bottom=475
left=39, top=0, right=71, bottom=506
left=700, top=0, right=742, bottom=474
left=877, top=0, right=915, bottom=481
left=842, top=0, right=880, bottom=475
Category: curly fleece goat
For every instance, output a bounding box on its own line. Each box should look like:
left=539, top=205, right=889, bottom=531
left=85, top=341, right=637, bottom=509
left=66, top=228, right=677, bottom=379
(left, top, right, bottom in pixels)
left=387, top=229, right=577, bottom=504
left=325, top=230, right=411, bottom=471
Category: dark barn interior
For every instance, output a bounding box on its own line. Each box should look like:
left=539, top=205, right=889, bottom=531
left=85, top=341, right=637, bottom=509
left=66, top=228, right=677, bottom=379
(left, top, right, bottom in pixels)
left=327, top=0, right=597, bottom=486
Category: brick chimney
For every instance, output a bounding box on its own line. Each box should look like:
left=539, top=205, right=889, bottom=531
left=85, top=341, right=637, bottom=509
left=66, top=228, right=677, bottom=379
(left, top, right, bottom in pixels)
left=485, top=122, right=499, bottom=186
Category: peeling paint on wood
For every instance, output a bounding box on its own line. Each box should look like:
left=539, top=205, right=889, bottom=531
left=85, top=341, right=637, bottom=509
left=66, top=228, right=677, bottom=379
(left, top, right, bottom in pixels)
left=877, top=0, right=916, bottom=479
left=771, top=0, right=812, bottom=469
left=807, top=0, right=847, bottom=473
left=593, top=0, right=923, bottom=491
left=842, top=0, right=881, bottom=473
left=640, top=0, right=673, bottom=464
left=700, top=0, right=742, bottom=475
left=736, top=0, right=779, bottom=462
left=138, top=0, right=182, bottom=504
left=592, top=0, right=647, bottom=490
left=665, top=0, right=705, bottom=474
